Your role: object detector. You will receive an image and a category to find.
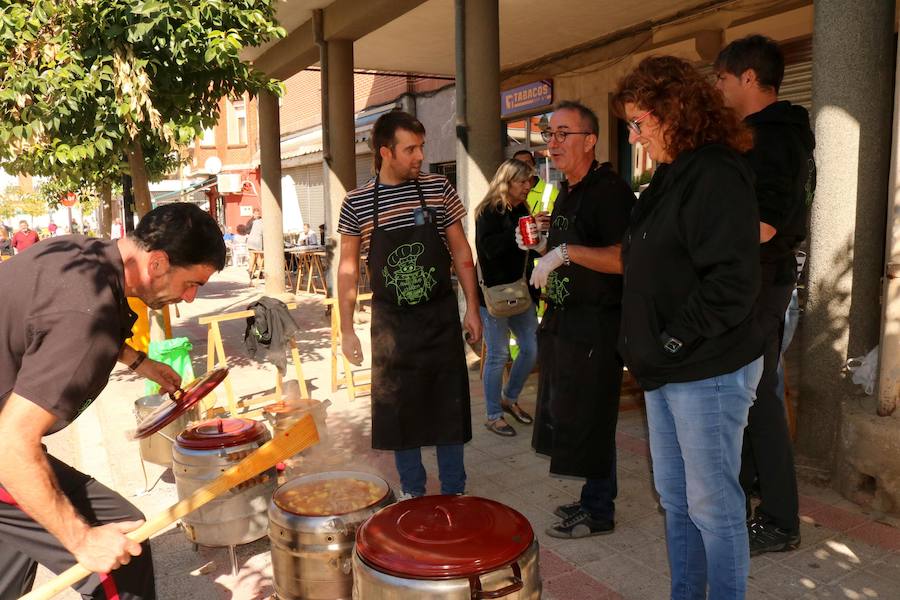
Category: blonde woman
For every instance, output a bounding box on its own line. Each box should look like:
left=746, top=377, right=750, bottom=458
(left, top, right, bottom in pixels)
left=474, top=158, right=539, bottom=436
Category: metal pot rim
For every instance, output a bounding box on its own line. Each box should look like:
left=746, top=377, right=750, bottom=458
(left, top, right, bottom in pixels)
left=271, top=470, right=392, bottom=518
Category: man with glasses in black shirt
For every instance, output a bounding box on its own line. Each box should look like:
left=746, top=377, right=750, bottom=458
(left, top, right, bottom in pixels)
left=523, top=101, right=634, bottom=538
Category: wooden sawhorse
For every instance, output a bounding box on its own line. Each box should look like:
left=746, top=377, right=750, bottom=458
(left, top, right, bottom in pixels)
left=198, top=303, right=309, bottom=417
left=324, top=293, right=372, bottom=401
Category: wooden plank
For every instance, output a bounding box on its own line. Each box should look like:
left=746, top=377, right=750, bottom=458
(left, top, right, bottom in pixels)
left=197, top=303, right=298, bottom=325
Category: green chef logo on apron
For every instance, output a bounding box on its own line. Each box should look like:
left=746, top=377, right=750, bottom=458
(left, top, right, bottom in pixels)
left=546, top=271, right=570, bottom=306
left=553, top=215, right=570, bottom=231
left=382, top=242, right=437, bottom=306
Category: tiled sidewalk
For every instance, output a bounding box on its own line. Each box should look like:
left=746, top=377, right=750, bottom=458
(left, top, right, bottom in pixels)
left=36, top=266, right=900, bottom=599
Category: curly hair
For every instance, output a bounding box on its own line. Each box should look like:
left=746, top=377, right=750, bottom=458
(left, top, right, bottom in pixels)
left=612, top=56, right=752, bottom=160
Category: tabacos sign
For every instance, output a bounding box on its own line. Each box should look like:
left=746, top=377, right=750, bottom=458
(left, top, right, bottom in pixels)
left=501, top=80, right=553, bottom=117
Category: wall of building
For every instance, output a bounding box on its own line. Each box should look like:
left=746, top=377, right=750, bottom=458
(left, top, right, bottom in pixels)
left=279, top=70, right=453, bottom=138
left=500, top=3, right=815, bottom=163
left=191, top=95, right=259, bottom=171
left=416, top=85, right=457, bottom=171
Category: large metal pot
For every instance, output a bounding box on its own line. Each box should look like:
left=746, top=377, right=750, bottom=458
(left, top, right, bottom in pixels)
left=263, top=399, right=330, bottom=478
left=268, top=471, right=395, bottom=600
left=173, top=417, right=276, bottom=547
left=353, top=496, right=541, bottom=600
left=134, top=394, right=199, bottom=467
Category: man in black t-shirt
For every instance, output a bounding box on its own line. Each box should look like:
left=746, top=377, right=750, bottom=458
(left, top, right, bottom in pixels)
left=0, top=203, right=226, bottom=599
left=522, top=101, right=634, bottom=539
left=716, top=35, right=816, bottom=557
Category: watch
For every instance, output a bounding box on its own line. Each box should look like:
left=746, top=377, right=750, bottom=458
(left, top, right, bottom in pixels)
left=660, top=332, right=683, bottom=355
left=559, top=243, right=571, bottom=266
left=128, top=350, right=148, bottom=371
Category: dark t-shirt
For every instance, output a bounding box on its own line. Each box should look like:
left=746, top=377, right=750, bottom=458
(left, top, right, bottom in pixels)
left=543, top=162, right=634, bottom=343
left=474, top=202, right=538, bottom=306
left=0, top=236, right=137, bottom=434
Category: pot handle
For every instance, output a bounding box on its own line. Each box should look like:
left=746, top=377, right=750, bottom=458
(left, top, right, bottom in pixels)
left=469, top=561, right=524, bottom=599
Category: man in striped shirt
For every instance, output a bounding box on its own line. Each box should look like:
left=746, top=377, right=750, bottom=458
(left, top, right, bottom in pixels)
left=337, top=110, right=481, bottom=499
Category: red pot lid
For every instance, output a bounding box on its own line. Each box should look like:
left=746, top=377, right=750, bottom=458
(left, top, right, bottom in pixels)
left=355, top=495, right=534, bottom=579
left=131, top=368, right=228, bottom=440
left=176, top=417, right=266, bottom=449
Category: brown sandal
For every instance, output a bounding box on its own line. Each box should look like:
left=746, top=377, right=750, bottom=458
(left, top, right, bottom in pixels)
left=485, top=418, right=516, bottom=437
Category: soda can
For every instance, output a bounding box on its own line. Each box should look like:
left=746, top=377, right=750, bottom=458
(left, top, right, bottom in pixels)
left=518, top=215, right=539, bottom=247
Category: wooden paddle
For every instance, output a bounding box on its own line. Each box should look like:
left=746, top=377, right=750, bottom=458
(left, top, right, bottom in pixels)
left=20, top=414, right=319, bottom=600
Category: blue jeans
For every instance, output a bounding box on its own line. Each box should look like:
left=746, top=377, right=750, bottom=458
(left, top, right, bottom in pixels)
left=644, top=357, right=763, bottom=600
left=776, top=287, right=800, bottom=402
left=479, top=305, right=539, bottom=420
left=394, top=444, right=466, bottom=496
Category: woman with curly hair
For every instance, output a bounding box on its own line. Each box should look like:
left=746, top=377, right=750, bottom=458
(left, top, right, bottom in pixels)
left=613, top=55, right=764, bottom=599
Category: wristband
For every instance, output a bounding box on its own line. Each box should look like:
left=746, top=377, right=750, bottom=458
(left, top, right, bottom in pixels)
left=128, top=350, right=147, bottom=371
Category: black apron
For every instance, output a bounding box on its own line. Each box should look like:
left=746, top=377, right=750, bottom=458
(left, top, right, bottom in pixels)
left=531, top=177, right=623, bottom=478
left=367, top=177, right=471, bottom=451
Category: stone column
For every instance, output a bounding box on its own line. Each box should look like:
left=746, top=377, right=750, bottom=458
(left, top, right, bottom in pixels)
left=321, top=38, right=356, bottom=295
left=258, top=89, right=287, bottom=296
left=796, top=0, right=894, bottom=469
left=877, top=28, right=900, bottom=417
left=456, top=0, right=502, bottom=240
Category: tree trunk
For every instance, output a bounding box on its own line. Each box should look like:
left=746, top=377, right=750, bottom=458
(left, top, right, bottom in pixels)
left=127, top=140, right=153, bottom=217
left=127, top=141, right=165, bottom=341
left=99, top=182, right=112, bottom=239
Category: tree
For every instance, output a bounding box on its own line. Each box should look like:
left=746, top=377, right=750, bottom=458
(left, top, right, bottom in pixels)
left=0, top=0, right=284, bottom=216
left=0, top=186, right=47, bottom=221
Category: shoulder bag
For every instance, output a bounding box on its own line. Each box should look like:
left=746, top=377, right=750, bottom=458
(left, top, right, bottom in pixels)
left=477, top=249, right=532, bottom=318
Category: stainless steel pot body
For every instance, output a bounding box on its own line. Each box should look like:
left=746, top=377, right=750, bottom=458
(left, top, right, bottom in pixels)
left=351, top=540, right=541, bottom=600
left=268, top=471, right=395, bottom=600
left=173, top=432, right=276, bottom=547
left=134, top=394, right=198, bottom=467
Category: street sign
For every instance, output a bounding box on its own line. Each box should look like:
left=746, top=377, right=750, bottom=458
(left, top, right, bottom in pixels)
left=61, top=192, right=77, bottom=207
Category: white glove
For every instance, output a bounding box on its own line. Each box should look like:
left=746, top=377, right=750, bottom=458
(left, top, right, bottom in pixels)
left=530, top=245, right=565, bottom=288
left=515, top=227, right=548, bottom=254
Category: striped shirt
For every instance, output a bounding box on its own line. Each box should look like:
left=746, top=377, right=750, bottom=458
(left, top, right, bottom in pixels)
left=337, top=173, right=466, bottom=254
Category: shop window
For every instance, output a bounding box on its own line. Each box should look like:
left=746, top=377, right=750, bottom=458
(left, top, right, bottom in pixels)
left=430, top=161, right=457, bottom=191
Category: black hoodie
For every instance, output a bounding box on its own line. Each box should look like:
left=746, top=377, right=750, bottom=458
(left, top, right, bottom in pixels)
left=745, top=100, right=816, bottom=283
left=619, top=144, right=764, bottom=390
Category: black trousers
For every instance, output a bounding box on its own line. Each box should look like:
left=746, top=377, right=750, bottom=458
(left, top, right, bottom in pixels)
left=0, top=455, right=155, bottom=600
left=740, top=276, right=799, bottom=532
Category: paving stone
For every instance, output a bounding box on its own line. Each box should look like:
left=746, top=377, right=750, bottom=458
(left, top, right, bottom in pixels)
left=28, top=267, right=900, bottom=600
left=832, top=569, right=900, bottom=599
left=542, top=568, right=621, bottom=600
left=582, top=553, right=667, bottom=598
left=780, top=536, right=881, bottom=586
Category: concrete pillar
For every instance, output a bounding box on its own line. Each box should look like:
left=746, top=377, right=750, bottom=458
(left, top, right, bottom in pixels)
left=877, top=34, right=900, bottom=417
left=796, top=0, right=894, bottom=470
left=258, top=89, right=287, bottom=296
left=321, top=38, right=356, bottom=296
left=456, top=0, right=502, bottom=240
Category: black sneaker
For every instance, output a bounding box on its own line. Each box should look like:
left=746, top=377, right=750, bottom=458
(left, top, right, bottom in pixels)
left=546, top=509, right=614, bottom=539
left=748, top=516, right=800, bottom=556
left=554, top=501, right=582, bottom=520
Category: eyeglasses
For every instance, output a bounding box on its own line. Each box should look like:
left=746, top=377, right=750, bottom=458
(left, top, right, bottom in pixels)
left=540, top=129, right=592, bottom=144
left=626, top=110, right=653, bottom=135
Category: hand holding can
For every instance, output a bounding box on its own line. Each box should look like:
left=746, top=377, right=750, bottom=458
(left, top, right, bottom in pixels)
left=518, top=216, right=540, bottom=247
